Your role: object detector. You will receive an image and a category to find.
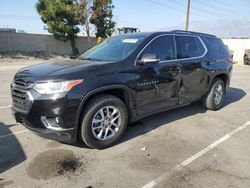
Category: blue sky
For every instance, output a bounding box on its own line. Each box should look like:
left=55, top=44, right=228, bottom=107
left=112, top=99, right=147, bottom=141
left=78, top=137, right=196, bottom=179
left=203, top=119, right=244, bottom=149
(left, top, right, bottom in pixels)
left=0, top=0, right=249, bottom=34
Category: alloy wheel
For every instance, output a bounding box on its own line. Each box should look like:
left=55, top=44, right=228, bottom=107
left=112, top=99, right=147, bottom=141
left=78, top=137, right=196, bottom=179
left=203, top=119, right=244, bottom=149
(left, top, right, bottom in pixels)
left=214, top=83, right=223, bottom=105
left=91, top=106, right=121, bottom=141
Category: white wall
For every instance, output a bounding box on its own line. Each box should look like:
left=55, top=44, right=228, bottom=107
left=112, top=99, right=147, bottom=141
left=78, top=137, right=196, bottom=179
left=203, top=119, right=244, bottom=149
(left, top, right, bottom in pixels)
left=222, top=39, right=250, bottom=64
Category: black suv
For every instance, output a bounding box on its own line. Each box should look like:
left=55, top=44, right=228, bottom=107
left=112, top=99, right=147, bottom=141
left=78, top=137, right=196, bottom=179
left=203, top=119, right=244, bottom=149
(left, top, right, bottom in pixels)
left=11, top=30, right=233, bottom=149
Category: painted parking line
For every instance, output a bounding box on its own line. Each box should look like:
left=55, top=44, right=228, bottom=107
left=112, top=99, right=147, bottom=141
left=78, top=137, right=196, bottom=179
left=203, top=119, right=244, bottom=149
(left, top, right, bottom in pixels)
left=1, top=95, right=10, bottom=98
left=0, top=65, right=25, bottom=70
left=0, top=105, right=11, bottom=109
left=142, top=121, right=250, bottom=188
left=0, top=129, right=29, bottom=139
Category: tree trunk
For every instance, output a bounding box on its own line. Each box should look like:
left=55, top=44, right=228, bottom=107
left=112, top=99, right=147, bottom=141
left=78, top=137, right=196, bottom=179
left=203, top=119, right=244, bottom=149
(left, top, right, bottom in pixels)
left=70, top=38, right=79, bottom=56
left=85, top=20, right=91, bottom=48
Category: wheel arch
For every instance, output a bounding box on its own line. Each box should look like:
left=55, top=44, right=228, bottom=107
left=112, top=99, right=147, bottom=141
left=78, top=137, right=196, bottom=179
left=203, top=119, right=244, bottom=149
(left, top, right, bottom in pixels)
left=75, top=85, right=135, bottom=130
left=213, top=73, right=229, bottom=89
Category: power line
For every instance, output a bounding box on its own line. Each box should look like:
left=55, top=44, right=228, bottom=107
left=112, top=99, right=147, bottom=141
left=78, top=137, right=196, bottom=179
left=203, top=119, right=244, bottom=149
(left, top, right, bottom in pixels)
left=145, top=0, right=186, bottom=14
left=148, top=0, right=248, bottom=20
left=193, top=0, right=246, bottom=19
left=145, top=0, right=222, bottom=20
left=213, top=0, right=249, bottom=13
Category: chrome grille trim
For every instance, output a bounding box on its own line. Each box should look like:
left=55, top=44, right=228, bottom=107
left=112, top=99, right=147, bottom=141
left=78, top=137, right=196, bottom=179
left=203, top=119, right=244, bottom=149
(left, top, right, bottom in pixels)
left=12, top=89, right=26, bottom=99
left=12, top=80, right=34, bottom=90
left=11, top=80, right=34, bottom=114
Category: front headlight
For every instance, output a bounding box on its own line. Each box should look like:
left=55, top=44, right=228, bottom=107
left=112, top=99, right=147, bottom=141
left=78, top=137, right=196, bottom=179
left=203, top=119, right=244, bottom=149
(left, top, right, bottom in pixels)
left=33, top=79, right=83, bottom=94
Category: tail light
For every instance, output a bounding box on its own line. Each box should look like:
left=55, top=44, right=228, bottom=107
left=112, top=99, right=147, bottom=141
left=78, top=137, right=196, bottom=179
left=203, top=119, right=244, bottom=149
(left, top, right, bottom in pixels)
left=227, top=57, right=234, bottom=64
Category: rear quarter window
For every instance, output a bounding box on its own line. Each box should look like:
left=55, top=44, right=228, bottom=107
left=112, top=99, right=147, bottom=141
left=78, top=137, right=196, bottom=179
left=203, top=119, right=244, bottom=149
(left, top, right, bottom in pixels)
left=202, top=37, right=230, bottom=60
left=176, top=36, right=206, bottom=59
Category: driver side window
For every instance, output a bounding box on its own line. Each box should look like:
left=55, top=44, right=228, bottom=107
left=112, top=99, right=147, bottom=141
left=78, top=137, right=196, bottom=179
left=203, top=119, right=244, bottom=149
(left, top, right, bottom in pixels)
left=139, top=35, right=176, bottom=61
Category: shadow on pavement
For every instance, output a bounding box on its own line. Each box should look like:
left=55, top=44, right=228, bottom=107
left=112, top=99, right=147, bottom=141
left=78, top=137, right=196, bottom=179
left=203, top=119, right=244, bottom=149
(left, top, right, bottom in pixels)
left=120, top=87, right=246, bottom=144
left=224, top=87, right=246, bottom=107
left=0, top=122, right=26, bottom=174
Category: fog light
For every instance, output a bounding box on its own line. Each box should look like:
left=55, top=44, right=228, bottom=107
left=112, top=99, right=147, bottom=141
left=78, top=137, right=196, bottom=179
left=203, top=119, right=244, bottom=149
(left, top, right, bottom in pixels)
left=41, top=116, right=61, bottom=130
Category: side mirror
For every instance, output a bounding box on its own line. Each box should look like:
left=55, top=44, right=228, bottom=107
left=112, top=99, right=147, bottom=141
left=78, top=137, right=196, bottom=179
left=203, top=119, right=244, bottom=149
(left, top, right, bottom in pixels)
left=70, top=55, right=79, bottom=59
left=137, top=53, right=160, bottom=65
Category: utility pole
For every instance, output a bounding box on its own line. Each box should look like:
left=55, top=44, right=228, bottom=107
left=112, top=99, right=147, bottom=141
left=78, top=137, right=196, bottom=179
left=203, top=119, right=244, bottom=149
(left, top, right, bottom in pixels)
left=185, top=0, right=191, bottom=31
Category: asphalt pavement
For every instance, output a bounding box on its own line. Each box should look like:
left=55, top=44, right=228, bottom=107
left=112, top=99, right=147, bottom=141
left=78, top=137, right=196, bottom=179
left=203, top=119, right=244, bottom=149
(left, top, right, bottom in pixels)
left=1, top=59, right=250, bottom=188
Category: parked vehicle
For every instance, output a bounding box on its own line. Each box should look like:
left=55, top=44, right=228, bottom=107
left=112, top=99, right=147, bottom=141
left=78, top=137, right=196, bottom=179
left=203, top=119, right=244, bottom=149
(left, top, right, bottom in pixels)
left=11, top=30, right=233, bottom=149
left=244, top=49, right=250, bottom=65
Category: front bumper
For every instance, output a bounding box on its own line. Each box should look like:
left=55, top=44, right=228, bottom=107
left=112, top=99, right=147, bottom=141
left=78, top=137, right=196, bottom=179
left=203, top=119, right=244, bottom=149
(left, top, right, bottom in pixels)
left=11, top=87, right=83, bottom=143
left=12, top=105, right=79, bottom=143
left=13, top=110, right=77, bottom=143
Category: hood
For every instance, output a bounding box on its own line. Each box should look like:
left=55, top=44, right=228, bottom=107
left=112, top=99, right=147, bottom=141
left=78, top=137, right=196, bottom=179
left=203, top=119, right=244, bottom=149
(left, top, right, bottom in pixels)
left=14, top=58, right=110, bottom=83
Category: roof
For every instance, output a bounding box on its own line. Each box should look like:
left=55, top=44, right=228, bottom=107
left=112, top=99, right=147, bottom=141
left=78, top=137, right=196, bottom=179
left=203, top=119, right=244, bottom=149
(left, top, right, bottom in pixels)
left=117, top=30, right=217, bottom=38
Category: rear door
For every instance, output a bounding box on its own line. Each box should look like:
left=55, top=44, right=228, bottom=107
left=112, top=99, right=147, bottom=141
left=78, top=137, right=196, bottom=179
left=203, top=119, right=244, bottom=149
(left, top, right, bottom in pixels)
left=201, top=36, right=232, bottom=88
left=175, top=35, right=208, bottom=102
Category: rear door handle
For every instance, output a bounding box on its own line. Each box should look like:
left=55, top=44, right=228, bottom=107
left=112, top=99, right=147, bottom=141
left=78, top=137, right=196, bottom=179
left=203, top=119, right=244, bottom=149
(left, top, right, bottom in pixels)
left=174, top=65, right=182, bottom=73
left=177, top=66, right=181, bottom=73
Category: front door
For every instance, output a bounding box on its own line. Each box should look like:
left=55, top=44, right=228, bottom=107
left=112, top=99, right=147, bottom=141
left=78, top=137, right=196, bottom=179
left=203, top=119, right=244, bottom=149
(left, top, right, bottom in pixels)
left=133, top=35, right=182, bottom=116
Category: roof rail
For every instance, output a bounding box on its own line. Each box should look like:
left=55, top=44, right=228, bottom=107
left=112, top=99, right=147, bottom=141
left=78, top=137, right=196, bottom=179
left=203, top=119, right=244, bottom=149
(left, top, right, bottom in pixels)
left=171, top=30, right=192, bottom=34
left=171, top=30, right=216, bottom=37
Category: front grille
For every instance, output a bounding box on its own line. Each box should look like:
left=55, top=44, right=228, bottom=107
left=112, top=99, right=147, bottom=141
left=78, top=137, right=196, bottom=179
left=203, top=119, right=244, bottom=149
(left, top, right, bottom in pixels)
left=13, top=80, right=32, bottom=90
left=11, top=80, right=33, bottom=114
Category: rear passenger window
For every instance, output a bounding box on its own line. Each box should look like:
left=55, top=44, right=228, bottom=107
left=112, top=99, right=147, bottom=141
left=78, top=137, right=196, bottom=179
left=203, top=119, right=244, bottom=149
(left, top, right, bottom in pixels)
left=140, top=35, right=176, bottom=61
left=202, top=37, right=230, bottom=59
left=176, top=36, right=206, bottom=59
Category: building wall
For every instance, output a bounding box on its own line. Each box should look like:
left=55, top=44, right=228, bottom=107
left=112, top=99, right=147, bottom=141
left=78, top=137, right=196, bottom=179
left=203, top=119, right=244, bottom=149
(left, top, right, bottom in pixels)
left=0, top=32, right=96, bottom=55
left=222, top=39, right=250, bottom=64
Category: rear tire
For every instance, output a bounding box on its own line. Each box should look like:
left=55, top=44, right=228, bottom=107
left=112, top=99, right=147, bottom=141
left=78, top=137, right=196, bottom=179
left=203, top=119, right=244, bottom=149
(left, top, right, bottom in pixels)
left=80, top=95, right=128, bottom=149
left=203, top=78, right=225, bottom=110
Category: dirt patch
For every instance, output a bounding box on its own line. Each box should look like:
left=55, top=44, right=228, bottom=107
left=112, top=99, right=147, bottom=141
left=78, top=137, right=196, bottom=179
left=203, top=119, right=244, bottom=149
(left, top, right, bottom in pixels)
left=26, top=149, right=86, bottom=180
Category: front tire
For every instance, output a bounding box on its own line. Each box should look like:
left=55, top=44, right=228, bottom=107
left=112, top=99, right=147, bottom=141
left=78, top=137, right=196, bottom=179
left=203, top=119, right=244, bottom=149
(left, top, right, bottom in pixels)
left=80, top=95, right=128, bottom=149
left=203, top=78, right=225, bottom=110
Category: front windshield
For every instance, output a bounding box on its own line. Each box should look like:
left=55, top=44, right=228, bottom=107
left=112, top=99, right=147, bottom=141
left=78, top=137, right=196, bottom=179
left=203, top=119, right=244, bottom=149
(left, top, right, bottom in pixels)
left=79, top=35, right=146, bottom=61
